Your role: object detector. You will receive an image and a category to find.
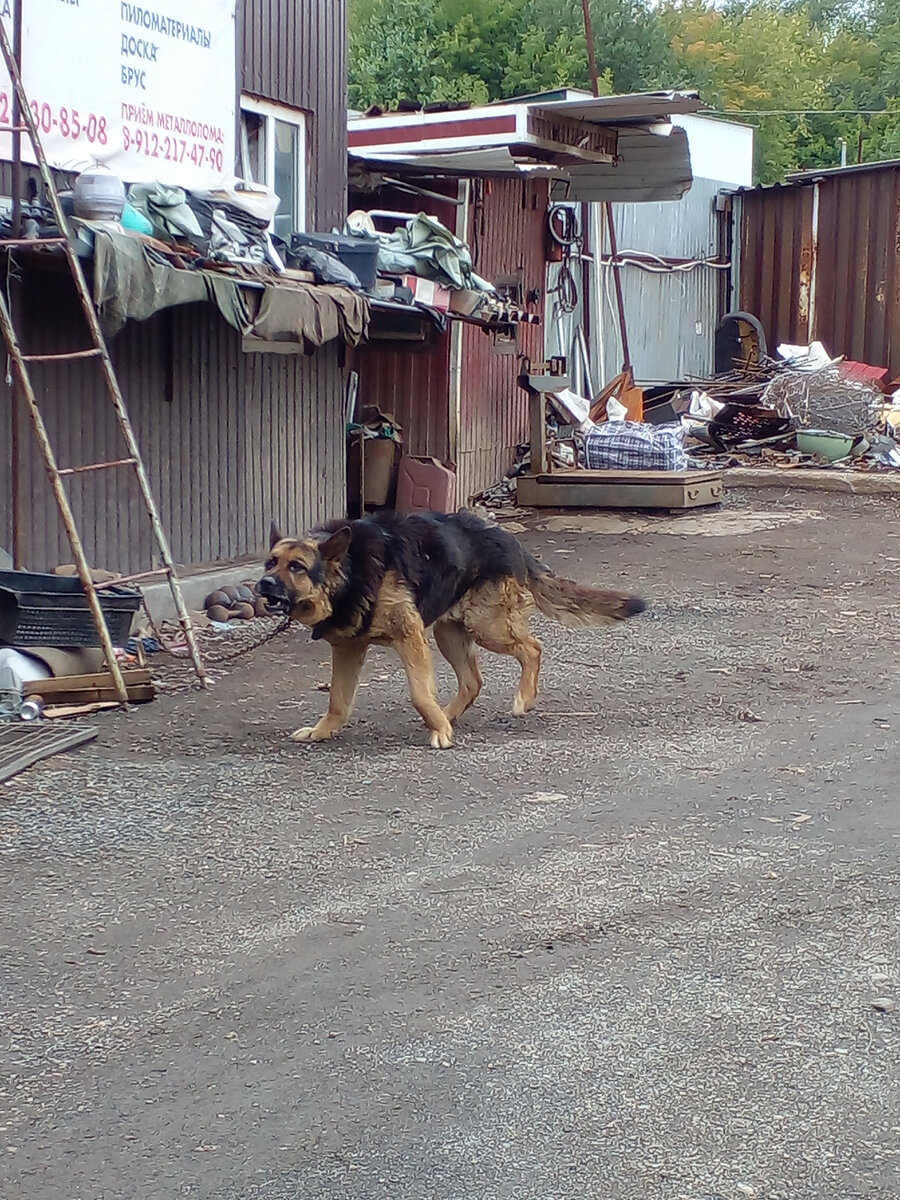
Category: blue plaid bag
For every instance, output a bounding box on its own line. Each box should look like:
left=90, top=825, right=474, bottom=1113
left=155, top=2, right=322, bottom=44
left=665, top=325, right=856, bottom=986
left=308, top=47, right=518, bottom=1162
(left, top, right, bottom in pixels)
left=581, top=421, right=687, bottom=471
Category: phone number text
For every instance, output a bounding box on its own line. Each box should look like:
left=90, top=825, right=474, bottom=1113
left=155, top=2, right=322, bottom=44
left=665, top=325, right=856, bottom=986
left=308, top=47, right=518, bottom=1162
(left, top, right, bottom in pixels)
left=122, top=124, right=224, bottom=172
left=0, top=93, right=109, bottom=144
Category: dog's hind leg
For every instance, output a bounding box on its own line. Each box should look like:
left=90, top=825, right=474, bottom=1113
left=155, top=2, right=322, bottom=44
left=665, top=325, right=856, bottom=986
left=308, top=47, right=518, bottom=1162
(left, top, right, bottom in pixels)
left=434, top=618, right=483, bottom=722
left=464, top=582, right=542, bottom=716
left=291, top=641, right=368, bottom=743
left=394, top=623, right=455, bottom=749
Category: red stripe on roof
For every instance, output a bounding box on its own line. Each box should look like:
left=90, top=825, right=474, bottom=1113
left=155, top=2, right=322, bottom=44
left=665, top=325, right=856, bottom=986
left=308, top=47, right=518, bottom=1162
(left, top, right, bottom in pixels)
left=349, top=114, right=517, bottom=150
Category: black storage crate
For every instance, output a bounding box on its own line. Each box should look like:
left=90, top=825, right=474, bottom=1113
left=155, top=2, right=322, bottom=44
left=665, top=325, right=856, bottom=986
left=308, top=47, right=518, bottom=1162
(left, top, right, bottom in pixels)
left=289, top=231, right=379, bottom=290
left=0, top=570, right=142, bottom=648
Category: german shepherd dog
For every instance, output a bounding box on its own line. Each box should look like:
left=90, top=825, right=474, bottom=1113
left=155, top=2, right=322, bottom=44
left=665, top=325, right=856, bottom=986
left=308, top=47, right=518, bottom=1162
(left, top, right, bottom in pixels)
left=258, top=510, right=645, bottom=749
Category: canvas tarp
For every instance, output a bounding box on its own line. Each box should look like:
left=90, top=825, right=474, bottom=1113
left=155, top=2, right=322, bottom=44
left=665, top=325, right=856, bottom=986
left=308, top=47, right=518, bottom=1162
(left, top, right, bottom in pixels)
left=91, top=226, right=369, bottom=351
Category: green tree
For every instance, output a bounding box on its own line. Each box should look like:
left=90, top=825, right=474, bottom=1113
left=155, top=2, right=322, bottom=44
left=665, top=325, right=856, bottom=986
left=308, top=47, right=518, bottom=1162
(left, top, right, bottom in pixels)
left=348, top=0, right=676, bottom=110
left=347, top=0, right=900, bottom=181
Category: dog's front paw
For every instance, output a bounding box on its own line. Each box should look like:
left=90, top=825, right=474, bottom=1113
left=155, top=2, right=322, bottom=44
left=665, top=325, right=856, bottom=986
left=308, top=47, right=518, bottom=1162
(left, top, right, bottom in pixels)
left=429, top=726, right=453, bottom=750
left=290, top=724, right=333, bottom=743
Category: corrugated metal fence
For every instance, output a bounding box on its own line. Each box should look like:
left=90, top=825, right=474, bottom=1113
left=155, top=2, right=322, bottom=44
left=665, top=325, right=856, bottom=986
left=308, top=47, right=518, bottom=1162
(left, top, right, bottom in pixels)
left=241, top=0, right=347, bottom=230
left=1, top=0, right=351, bottom=571
left=0, top=273, right=345, bottom=574
left=549, top=180, right=730, bottom=391
left=457, top=177, right=545, bottom=501
left=738, top=164, right=900, bottom=376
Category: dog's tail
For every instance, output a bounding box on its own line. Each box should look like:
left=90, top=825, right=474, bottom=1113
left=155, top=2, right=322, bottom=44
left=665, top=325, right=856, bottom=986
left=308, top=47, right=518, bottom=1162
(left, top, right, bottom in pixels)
left=525, top=554, right=646, bottom=628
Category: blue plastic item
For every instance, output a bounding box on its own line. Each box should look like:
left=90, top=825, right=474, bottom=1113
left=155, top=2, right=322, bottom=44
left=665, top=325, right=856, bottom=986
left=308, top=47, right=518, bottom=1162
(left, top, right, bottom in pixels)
left=120, top=202, right=154, bottom=235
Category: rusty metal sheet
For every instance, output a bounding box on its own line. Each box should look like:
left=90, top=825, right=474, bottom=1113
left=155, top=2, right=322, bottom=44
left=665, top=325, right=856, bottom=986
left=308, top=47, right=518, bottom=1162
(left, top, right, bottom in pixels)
left=738, top=165, right=900, bottom=377
left=351, top=176, right=548, bottom=504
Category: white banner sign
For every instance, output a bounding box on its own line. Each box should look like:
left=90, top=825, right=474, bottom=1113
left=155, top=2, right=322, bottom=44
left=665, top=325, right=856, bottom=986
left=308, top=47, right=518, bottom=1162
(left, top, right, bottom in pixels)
left=0, top=0, right=236, bottom=189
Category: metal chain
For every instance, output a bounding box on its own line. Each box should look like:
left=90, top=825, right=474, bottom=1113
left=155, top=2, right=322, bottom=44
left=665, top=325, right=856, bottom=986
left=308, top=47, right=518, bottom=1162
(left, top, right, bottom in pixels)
left=205, top=612, right=293, bottom=665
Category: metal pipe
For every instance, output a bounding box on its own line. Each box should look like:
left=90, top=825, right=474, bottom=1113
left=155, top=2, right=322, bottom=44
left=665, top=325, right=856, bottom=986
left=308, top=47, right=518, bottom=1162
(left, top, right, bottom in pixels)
left=808, top=181, right=820, bottom=341
left=448, top=178, right=470, bottom=463
left=605, top=204, right=632, bottom=374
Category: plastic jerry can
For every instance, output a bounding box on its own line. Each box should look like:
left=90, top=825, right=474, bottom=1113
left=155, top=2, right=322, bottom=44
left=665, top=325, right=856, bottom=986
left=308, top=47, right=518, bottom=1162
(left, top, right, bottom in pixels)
left=396, top=456, right=457, bottom=514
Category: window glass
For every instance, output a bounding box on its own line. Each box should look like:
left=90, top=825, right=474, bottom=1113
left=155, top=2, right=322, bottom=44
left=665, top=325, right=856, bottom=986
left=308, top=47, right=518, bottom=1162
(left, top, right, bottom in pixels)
left=273, top=118, right=301, bottom=241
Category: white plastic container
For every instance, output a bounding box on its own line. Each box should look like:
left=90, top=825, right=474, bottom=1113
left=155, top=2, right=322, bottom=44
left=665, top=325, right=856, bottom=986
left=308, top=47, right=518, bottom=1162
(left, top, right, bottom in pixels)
left=73, top=166, right=126, bottom=221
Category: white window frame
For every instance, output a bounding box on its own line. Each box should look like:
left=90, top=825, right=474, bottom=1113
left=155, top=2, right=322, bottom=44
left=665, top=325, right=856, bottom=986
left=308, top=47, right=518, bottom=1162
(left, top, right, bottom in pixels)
left=239, top=93, right=308, bottom=236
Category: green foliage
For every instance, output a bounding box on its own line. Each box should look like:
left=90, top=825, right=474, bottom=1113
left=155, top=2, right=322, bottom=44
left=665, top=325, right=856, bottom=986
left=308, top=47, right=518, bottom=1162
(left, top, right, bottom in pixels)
left=348, top=0, right=900, bottom=182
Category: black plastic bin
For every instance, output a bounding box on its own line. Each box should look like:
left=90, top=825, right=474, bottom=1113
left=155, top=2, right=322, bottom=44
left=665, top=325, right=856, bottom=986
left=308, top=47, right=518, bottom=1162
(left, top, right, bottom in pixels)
left=289, top=232, right=379, bottom=291
left=0, top=570, right=142, bottom=648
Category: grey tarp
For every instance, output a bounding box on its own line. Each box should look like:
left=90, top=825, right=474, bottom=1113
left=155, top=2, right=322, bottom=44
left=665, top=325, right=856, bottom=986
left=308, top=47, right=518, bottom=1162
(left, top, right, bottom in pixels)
left=91, top=226, right=369, bottom=350
left=371, top=213, right=493, bottom=292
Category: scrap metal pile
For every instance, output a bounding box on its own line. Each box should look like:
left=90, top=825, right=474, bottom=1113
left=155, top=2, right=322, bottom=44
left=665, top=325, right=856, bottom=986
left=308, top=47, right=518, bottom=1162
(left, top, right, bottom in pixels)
left=660, top=342, right=900, bottom=470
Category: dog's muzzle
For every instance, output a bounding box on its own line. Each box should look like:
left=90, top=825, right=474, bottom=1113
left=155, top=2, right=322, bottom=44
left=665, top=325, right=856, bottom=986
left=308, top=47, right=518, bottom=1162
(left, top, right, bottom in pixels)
left=257, top=574, right=291, bottom=614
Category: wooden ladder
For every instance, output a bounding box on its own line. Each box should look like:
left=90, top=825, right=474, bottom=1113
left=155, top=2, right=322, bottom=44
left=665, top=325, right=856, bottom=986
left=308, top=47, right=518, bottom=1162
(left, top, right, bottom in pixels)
left=0, top=19, right=207, bottom=702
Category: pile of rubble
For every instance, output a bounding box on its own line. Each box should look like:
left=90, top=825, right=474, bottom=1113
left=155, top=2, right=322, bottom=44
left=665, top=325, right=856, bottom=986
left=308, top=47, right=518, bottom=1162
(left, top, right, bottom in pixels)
left=668, top=343, right=900, bottom=471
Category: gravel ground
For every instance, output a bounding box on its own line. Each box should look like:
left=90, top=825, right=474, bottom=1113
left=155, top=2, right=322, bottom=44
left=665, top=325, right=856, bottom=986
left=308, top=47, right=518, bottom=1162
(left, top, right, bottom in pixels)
left=1, top=488, right=899, bottom=1200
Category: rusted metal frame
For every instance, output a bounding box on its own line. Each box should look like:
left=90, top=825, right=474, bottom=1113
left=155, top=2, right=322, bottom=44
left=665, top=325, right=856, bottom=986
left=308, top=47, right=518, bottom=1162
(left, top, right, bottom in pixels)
left=0, top=292, right=130, bottom=705
left=0, top=17, right=207, bottom=690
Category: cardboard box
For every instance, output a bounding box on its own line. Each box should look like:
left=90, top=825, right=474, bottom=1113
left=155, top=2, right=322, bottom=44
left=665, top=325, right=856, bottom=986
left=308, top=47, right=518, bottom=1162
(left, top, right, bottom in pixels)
left=401, top=275, right=451, bottom=311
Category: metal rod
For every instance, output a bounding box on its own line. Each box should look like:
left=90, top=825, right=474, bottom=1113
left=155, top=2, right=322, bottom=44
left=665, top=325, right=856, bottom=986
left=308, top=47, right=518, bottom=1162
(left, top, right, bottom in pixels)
left=58, top=456, right=138, bottom=477
left=0, top=237, right=67, bottom=248
left=10, top=347, right=21, bottom=569
left=605, top=203, right=632, bottom=376
left=22, top=347, right=105, bottom=363
left=93, top=568, right=171, bottom=589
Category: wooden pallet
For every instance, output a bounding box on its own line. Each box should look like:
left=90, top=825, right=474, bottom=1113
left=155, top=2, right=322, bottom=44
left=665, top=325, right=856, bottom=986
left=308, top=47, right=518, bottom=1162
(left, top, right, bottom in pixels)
left=516, top=469, right=724, bottom=510
left=23, top=668, right=155, bottom=707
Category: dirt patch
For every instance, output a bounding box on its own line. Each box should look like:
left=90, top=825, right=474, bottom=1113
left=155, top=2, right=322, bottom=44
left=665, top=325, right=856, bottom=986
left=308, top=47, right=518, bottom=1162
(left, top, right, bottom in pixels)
left=1, top=488, right=899, bottom=1200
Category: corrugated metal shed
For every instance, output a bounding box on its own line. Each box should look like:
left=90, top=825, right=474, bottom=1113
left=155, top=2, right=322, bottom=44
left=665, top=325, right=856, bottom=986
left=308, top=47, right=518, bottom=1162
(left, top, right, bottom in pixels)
left=350, top=176, right=546, bottom=504
left=737, top=162, right=900, bottom=376
left=457, top=177, right=545, bottom=502
left=554, top=115, right=754, bottom=388
left=1, top=272, right=345, bottom=574
left=1, top=0, right=351, bottom=569
left=240, top=0, right=347, bottom=228
left=592, top=178, right=731, bottom=383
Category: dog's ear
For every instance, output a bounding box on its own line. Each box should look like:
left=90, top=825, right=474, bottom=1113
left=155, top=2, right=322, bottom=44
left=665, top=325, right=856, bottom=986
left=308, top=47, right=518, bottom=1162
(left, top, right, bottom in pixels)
left=318, top=525, right=352, bottom=561
left=269, top=521, right=283, bottom=549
